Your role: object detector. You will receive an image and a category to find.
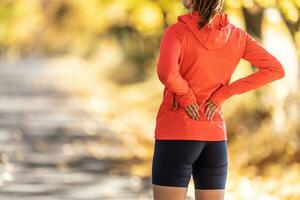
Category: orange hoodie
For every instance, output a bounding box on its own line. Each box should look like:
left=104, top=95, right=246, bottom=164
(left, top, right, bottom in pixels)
left=154, top=11, right=285, bottom=141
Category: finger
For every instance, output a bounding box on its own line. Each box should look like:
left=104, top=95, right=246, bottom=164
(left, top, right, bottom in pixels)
left=204, top=101, right=213, bottom=114
left=207, top=105, right=216, bottom=120
left=184, top=107, right=194, bottom=119
left=187, top=106, right=198, bottom=120
left=210, top=101, right=220, bottom=112
left=192, top=103, right=200, bottom=117
left=203, top=99, right=213, bottom=108
left=205, top=106, right=212, bottom=120
left=203, top=100, right=210, bottom=107
left=210, top=109, right=217, bottom=120
left=191, top=104, right=200, bottom=120
left=191, top=103, right=200, bottom=120
left=205, top=103, right=213, bottom=117
left=194, top=102, right=199, bottom=110
left=188, top=109, right=196, bottom=120
left=173, top=96, right=176, bottom=110
left=207, top=105, right=215, bottom=120
left=173, top=100, right=178, bottom=110
left=208, top=106, right=217, bottom=121
left=189, top=105, right=197, bottom=120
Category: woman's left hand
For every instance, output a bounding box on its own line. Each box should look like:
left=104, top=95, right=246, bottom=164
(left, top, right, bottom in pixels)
left=203, top=99, right=219, bottom=121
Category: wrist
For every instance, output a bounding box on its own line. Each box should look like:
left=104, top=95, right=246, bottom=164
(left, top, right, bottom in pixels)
left=209, top=84, right=231, bottom=108
left=175, top=88, right=197, bottom=108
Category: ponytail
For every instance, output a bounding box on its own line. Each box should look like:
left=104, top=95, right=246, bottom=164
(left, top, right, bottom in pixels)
left=193, top=0, right=224, bottom=29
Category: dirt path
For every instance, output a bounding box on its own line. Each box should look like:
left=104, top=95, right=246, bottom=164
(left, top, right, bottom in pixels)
left=0, top=57, right=152, bottom=200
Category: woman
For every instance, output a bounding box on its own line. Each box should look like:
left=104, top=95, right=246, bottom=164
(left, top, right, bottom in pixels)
left=152, top=0, right=285, bottom=200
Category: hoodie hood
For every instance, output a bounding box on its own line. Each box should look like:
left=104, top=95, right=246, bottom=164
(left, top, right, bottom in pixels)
left=178, top=11, right=231, bottom=50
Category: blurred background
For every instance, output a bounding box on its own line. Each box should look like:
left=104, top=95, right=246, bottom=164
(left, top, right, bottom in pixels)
left=0, top=0, right=299, bottom=199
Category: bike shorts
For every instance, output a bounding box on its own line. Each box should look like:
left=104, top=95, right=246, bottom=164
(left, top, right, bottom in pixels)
left=151, top=139, right=228, bottom=189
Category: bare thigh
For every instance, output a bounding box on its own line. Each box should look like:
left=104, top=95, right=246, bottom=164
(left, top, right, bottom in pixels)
left=153, top=184, right=188, bottom=200
left=195, top=189, right=225, bottom=200
left=152, top=185, right=225, bottom=200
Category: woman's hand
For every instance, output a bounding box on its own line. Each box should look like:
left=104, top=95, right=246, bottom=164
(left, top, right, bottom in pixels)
left=184, top=103, right=200, bottom=120
left=173, top=97, right=200, bottom=120
left=174, top=97, right=219, bottom=121
left=203, top=99, right=219, bottom=121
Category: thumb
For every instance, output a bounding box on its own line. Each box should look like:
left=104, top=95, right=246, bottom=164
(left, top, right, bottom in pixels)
left=173, top=98, right=178, bottom=110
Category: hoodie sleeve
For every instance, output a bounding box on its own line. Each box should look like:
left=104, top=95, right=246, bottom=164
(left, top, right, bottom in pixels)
left=156, top=25, right=197, bottom=108
left=209, top=30, right=285, bottom=108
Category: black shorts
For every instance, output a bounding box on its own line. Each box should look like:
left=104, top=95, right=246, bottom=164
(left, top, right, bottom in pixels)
left=151, top=139, right=228, bottom=189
